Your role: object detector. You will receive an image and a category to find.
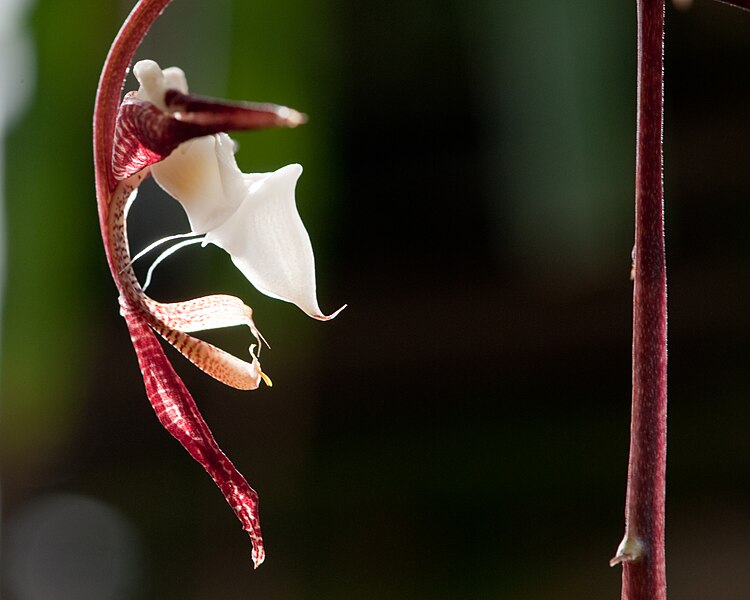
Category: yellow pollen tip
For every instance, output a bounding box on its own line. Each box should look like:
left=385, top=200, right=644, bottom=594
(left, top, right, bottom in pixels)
left=260, top=370, right=273, bottom=387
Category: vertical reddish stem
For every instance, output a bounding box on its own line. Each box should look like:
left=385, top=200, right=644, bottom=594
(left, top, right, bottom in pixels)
left=614, top=1, right=668, bottom=599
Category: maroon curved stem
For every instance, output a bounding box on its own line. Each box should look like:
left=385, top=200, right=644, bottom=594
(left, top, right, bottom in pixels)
left=612, top=1, right=668, bottom=599
left=94, top=0, right=172, bottom=237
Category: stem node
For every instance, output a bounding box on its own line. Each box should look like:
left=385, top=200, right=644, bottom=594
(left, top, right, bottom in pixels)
left=610, top=534, right=645, bottom=567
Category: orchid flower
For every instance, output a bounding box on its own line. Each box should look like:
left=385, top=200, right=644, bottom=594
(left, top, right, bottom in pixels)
left=94, top=0, right=341, bottom=568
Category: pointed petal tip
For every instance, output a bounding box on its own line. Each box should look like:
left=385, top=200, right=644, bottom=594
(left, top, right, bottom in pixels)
left=311, top=304, right=347, bottom=321
left=279, top=162, right=303, bottom=176
left=252, top=547, right=266, bottom=569
left=278, top=107, right=307, bottom=128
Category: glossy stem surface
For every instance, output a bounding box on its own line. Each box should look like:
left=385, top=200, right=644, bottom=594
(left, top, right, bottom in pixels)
left=619, top=1, right=668, bottom=599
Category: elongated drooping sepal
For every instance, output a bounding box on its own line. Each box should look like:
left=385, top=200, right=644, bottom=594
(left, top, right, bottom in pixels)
left=122, top=308, right=265, bottom=566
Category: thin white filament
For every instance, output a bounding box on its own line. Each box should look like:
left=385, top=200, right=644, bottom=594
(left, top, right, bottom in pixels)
left=122, top=187, right=139, bottom=221
left=130, top=231, right=202, bottom=266
left=142, top=237, right=206, bottom=292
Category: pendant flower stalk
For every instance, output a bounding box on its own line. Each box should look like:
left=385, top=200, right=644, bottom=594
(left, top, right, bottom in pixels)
left=94, top=0, right=340, bottom=567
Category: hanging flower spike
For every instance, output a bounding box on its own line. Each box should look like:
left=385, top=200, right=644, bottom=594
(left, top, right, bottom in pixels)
left=94, top=0, right=342, bottom=569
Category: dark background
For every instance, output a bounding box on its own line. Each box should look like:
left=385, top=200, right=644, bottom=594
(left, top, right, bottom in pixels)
left=1, top=0, right=749, bottom=598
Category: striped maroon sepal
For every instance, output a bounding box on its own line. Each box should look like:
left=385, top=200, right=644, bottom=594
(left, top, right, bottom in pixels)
left=112, top=90, right=306, bottom=181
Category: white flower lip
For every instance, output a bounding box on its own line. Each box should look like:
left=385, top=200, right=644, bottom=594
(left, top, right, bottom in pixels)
left=134, top=60, right=343, bottom=320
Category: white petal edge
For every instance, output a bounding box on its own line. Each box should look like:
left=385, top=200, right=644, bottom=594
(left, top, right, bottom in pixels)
left=137, top=61, right=343, bottom=320
left=204, top=163, right=341, bottom=320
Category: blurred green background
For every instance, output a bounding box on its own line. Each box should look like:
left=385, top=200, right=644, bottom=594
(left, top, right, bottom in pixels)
left=1, top=0, right=749, bottom=598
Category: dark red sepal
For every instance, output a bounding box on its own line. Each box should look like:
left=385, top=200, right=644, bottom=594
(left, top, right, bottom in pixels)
left=112, top=90, right=306, bottom=181
left=122, top=307, right=266, bottom=567
left=165, top=89, right=307, bottom=129
left=112, top=95, right=185, bottom=181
